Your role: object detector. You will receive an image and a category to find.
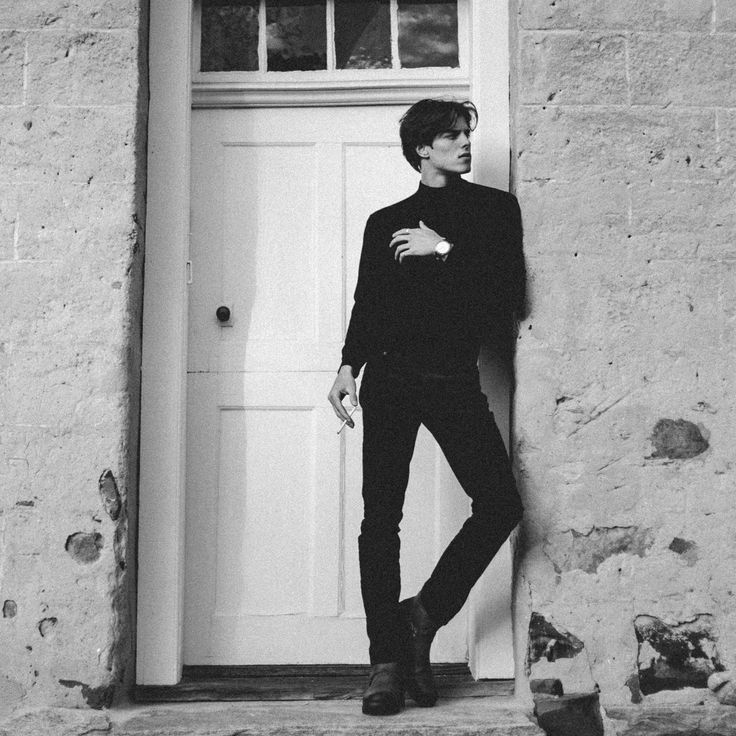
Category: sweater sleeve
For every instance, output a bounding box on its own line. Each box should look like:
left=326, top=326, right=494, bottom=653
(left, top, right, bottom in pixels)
left=339, top=213, right=385, bottom=377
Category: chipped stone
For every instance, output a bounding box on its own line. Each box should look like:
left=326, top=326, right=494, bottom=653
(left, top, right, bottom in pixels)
left=708, top=671, right=732, bottom=692
left=98, top=469, right=122, bottom=521
left=625, top=672, right=643, bottom=704
left=606, top=704, right=736, bottom=735
left=716, top=682, right=736, bottom=707
left=528, top=612, right=585, bottom=664
left=545, top=526, right=655, bottom=574
left=635, top=615, right=719, bottom=694
left=531, top=678, right=564, bottom=695
left=668, top=537, right=699, bottom=566
left=2, top=600, right=17, bottom=618
left=534, top=692, right=604, bottom=736
left=58, top=679, right=115, bottom=709
left=38, top=617, right=57, bottom=637
left=650, top=418, right=709, bottom=459
left=64, top=532, right=103, bottom=564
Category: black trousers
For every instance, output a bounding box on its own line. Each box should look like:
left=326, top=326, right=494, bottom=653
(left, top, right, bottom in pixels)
left=358, top=358, right=524, bottom=664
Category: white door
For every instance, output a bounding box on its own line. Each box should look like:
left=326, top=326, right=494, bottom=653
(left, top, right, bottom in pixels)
left=181, top=0, right=513, bottom=669
left=185, top=105, right=475, bottom=664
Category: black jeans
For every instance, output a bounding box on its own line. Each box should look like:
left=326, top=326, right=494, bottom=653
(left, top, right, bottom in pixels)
left=358, top=358, right=524, bottom=664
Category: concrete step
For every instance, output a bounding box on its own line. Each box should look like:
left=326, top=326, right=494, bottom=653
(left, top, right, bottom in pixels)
left=110, top=698, right=545, bottom=736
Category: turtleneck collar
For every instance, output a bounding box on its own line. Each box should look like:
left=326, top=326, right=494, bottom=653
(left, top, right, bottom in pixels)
left=416, top=176, right=466, bottom=198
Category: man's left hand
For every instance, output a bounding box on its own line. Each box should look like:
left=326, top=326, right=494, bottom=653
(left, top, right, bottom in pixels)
left=390, top=221, right=442, bottom=263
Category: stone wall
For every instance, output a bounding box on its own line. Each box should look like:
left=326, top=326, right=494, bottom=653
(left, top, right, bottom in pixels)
left=0, top=0, right=147, bottom=712
left=511, top=0, right=736, bottom=712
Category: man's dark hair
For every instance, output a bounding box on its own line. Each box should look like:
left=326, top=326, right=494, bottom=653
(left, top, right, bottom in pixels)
left=399, top=99, right=478, bottom=172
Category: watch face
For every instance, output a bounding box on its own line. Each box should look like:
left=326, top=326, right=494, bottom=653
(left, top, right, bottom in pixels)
left=435, top=240, right=451, bottom=256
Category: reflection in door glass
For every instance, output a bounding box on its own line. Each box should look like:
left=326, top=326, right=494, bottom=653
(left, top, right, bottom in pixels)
left=335, top=0, right=391, bottom=69
left=201, top=0, right=259, bottom=72
left=397, top=0, right=458, bottom=68
left=266, top=0, right=327, bottom=71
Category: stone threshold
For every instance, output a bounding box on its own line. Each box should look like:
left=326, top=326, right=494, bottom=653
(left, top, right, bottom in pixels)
left=1, top=698, right=545, bottom=736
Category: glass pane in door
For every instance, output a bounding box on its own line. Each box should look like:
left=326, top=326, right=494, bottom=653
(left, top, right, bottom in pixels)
left=201, top=0, right=259, bottom=71
left=266, top=0, right=328, bottom=71
left=334, top=0, right=391, bottom=69
left=397, top=0, right=458, bottom=68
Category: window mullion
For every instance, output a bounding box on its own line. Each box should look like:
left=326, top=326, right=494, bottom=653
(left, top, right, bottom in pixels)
left=326, top=0, right=336, bottom=71
left=389, top=0, right=400, bottom=70
left=258, top=0, right=268, bottom=71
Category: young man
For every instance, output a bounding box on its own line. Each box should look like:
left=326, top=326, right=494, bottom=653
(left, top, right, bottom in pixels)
left=327, top=99, right=525, bottom=716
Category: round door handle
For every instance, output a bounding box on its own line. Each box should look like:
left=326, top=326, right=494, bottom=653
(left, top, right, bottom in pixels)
left=216, top=306, right=231, bottom=323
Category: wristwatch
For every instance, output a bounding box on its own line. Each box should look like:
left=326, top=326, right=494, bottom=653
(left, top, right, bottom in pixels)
left=434, top=239, right=453, bottom=259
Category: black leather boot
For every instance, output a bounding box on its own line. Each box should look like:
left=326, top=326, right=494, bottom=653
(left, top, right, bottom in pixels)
left=362, top=662, right=405, bottom=715
left=400, top=595, right=439, bottom=707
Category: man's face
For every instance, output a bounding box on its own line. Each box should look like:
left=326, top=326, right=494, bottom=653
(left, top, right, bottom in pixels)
left=418, top=117, right=472, bottom=175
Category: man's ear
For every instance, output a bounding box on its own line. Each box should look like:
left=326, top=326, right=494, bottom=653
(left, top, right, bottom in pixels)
left=416, top=143, right=431, bottom=161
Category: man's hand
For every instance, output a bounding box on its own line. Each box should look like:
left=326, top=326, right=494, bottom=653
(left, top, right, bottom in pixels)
left=328, top=365, right=358, bottom=428
left=390, top=221, right=442, bottom=263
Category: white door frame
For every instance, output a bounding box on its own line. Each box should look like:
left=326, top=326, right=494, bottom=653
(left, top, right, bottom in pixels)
left=137, top=0, right=510, bottom=685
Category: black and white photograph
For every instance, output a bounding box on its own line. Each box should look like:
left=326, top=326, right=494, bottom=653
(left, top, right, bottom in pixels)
left=0, top=2, right=734, bottom=735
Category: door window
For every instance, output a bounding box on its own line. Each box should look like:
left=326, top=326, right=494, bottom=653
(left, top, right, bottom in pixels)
left=197, top=0, right=461, bottom=73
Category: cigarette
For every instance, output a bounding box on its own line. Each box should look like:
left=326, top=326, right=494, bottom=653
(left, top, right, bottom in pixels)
left=337, top=405, right=358, bottom=434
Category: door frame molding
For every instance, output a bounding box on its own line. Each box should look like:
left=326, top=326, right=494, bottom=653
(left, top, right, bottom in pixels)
left=138, top=0, right=510, bottom=685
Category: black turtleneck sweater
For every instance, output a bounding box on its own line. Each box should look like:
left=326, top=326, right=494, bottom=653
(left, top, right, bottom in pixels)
left=340, top=176, right=524, bottom=377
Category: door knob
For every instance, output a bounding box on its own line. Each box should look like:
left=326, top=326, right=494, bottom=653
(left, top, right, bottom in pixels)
left=216, top=306, right=231, bottom=322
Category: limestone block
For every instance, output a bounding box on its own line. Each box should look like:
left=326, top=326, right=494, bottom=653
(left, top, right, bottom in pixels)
left=629, top=180, right=735, bottom=236
left=0, top=31, right=25, bottom=105
left=714, top=109, right=736, bottom=180
left=0, top=707, right=111, bottom=736
left=606, top=704, right=736, bottom=735
left=516, top=106, right=720, bottom=185
left=26, top=30, right=138, bottom=106
left=519, top=32, right=628, bottom=104
left=0, top=185, right=18, bottom=261
left=0, top=106, right=136, bottom=183
left=518, top=0, right=713, bottom=32
left=629, top=34, right=736, bottom=107
left=717, top=1, right=736, bottom=32
left=0, top=1, right=139, bottom=29
left=14, top=181, right=138, bottom=262
left=516, top=179, right=629, bottom=255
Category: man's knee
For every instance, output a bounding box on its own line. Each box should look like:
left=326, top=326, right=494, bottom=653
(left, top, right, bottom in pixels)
left=360, top=507, right=403, bottom=539
left=471, top=492, right=524, bottom=529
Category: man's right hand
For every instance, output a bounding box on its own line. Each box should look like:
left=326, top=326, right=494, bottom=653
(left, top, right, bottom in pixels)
left=328, top=365, right=358, bottom=428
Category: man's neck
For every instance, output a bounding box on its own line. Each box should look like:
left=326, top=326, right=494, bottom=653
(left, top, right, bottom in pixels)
left=420, top=169, right=460, bottom=188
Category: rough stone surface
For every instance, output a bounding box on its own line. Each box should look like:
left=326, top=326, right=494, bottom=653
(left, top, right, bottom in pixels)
left=527, top=612, right=585, bottom=665
left=635, top=615, right=719, bottom=694
left=519, top=33, right=629, bottom=105
left=534, top=692, right=604, bottom=736
left=650, top=419, right=709, bottom=460
left=0, top=0, right=146, bottom=713
left=606, top=703, right=736, bottom=736
left=629, top=34, right=736, bottom=107
left=512, top=0, right=736, bottom=710
left=0, top=700, right=545, bottom=736
left=518, top=0, right=714, bottom=32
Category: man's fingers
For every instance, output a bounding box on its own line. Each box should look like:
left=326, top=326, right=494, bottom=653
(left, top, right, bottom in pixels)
left=328, top=391, right=349, bottom=421
left=389, top=234, right=409, bottom=249
left=394, top=243, right=410, bottom=261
